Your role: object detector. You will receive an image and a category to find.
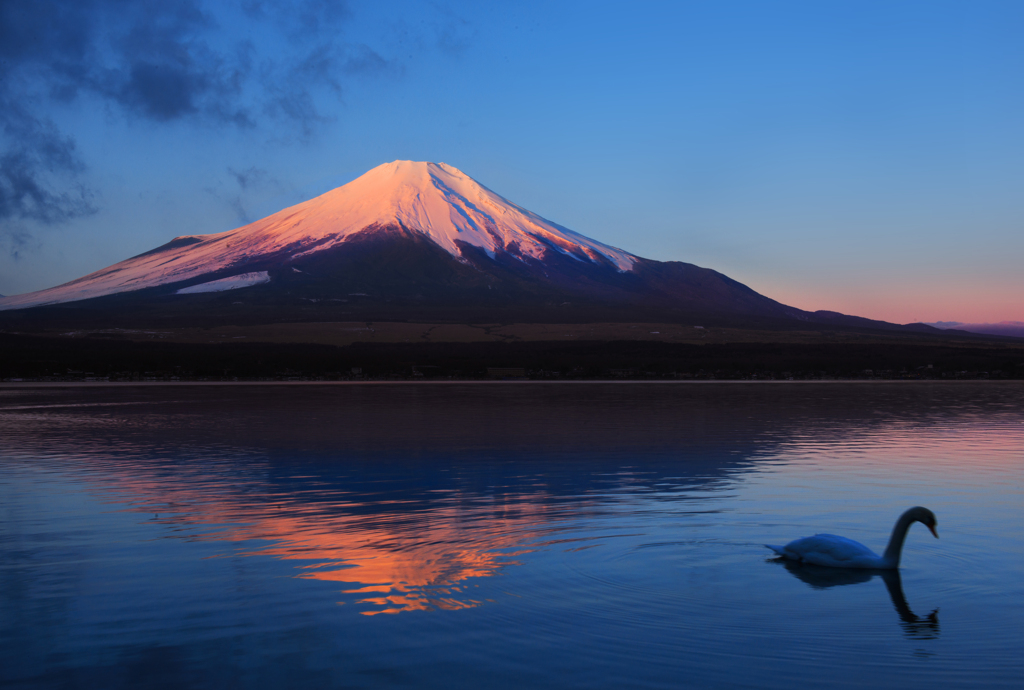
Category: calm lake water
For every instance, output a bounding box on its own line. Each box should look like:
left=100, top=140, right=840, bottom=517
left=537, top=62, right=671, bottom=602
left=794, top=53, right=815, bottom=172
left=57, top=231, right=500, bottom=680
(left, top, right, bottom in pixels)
left=2, top=382, right=1022, bottom=689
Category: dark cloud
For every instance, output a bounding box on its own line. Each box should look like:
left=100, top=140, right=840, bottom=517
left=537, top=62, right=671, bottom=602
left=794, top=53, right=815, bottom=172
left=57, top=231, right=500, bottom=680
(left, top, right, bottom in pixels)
left=0, top=98, right=97, bottom=225
left=0, top=0, right=459, bottom=229
left=0, top=1, right=99, bottom=228
left=3, top=0, right=305, bottom=130
left=102, top=2, right=256, bottom=126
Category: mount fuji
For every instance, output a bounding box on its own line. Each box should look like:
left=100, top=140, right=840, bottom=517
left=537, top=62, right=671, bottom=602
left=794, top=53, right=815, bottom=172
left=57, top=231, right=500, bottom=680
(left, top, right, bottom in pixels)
left=0, top=161, right=930, bottom=332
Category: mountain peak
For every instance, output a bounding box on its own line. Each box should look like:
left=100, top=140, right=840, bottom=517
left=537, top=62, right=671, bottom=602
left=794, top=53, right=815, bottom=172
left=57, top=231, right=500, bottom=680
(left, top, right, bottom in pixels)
left=301, top=159, right=635, bottom=269
left=349, top=160, right=461, bottom=190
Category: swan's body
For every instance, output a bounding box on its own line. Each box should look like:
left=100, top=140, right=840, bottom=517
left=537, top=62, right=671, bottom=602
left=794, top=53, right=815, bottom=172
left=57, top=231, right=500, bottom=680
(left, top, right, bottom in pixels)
left=766, top=507, right=938, bottom=569
left=769, top=533, right=887, bottom=569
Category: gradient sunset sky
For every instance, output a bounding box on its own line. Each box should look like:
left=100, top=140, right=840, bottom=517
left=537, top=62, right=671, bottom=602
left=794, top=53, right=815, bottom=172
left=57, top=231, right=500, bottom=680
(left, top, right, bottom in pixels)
left=1, top=1, right=1022, bottom=324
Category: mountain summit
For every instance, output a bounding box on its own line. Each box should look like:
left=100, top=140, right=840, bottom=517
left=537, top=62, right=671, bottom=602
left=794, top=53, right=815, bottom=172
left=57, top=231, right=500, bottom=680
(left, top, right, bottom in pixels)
left=0, top=160, right=934, bottom=333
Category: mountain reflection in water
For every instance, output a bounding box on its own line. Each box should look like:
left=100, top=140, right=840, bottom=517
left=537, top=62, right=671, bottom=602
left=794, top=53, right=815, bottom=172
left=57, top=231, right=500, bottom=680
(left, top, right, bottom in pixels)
left=138, top=482, right=561, bottom=615
left=3, top=383, right=771, bottom=616
left=1, top=382, right=1022, bottom=690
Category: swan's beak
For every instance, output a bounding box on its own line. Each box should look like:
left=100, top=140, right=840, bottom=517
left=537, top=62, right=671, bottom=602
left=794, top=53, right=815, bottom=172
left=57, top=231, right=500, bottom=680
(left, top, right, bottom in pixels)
left=928, top=524, right=939, bottom=538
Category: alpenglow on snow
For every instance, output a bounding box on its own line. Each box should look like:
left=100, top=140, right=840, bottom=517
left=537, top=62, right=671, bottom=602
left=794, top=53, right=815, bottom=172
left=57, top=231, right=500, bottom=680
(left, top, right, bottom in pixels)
left=0, top=161, right=637, bottom=310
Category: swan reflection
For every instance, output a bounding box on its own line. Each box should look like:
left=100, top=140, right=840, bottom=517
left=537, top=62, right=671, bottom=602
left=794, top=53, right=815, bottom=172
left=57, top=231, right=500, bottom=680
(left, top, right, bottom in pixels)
left=775, top=559, right=940, bottom=640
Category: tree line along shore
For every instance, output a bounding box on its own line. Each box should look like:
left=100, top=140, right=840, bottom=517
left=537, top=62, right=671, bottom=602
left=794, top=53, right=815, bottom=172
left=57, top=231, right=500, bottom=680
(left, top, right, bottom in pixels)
left=2, top=332, right=1022, bottom=382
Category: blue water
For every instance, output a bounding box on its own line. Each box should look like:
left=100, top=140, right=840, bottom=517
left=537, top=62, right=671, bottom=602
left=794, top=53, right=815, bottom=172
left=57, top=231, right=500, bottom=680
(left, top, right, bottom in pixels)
left=1, top=382, right=1022, bottom=689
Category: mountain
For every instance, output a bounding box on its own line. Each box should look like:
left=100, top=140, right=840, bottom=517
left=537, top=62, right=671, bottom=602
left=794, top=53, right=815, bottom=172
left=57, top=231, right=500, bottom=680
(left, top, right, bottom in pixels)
left=1, top=162, right=634, bottom=309
left=928, top=321, right=1024, bottom=339
left=0, top=160, right=943, bottom=332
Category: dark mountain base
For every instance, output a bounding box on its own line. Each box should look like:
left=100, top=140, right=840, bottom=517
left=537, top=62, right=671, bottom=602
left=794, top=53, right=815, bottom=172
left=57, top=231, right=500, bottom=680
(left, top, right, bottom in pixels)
left=0, top=228, right=950, bottom=336
left=0, top=296, right=805, bottom=332
left=3, top=333, right=1022, bottom=381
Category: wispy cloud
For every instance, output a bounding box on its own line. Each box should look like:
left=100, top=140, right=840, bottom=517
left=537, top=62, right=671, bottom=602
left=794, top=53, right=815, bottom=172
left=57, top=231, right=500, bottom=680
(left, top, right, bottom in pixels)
left=0, top=226, right=41, bottom=262
left=213, top=165, right=284, bottom=225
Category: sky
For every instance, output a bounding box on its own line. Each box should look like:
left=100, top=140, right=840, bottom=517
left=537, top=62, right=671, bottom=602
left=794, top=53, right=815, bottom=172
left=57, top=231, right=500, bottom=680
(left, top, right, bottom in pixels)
left=1, top=0, right=1022, bottom=324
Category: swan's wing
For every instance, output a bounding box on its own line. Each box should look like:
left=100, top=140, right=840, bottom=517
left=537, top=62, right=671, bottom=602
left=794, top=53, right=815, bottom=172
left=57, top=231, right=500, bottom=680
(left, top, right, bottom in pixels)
left=779, top=534, right=881, bottom=568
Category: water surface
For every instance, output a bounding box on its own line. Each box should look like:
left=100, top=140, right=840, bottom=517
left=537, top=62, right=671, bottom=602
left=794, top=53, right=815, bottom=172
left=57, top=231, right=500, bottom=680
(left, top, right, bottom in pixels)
left=1, top=382, right=1022, bottom=689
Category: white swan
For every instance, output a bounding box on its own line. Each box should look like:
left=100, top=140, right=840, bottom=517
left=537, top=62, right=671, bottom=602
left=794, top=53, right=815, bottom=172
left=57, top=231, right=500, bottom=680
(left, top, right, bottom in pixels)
left=765, top=506, right=938, bottom=569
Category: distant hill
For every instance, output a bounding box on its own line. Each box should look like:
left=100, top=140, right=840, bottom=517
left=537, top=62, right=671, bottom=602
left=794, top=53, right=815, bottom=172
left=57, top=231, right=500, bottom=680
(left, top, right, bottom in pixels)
left=928, top=321, right=1024, bottom=339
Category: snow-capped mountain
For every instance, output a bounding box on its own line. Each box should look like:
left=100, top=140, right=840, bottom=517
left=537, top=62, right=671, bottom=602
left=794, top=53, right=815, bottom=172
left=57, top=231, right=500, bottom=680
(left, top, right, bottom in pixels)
left=0, top=160, right=941, bottom=333
left=0, top=161, right=636, bottom=311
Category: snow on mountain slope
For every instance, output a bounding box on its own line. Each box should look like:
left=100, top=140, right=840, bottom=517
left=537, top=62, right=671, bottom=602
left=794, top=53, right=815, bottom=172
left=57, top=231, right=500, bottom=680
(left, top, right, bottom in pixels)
left=174, top=271, right=271, bottom=294
left=0, top=161, right=637, bottom=311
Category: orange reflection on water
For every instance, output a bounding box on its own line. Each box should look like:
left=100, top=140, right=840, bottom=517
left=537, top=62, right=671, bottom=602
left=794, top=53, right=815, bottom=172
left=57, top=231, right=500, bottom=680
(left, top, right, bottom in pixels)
left=100, top=475, right=564, bottom=615
left=242, top=511, right=540, bottom=615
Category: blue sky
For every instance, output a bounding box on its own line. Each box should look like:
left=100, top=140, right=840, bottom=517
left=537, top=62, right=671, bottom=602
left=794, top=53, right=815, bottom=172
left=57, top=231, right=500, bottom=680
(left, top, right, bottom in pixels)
left=2, top=0, right=1022, bottom=323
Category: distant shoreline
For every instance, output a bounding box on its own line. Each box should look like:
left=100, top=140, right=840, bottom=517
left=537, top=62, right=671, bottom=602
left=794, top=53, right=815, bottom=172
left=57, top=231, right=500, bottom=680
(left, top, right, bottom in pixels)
left=4, top=331, right=1021, bottom=382
left=3, top=379, right=1019, bottom=388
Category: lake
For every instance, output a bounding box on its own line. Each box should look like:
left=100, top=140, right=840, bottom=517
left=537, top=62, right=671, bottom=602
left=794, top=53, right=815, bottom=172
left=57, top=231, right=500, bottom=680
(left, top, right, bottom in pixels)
left=2, top=382, right=1022, bottom=689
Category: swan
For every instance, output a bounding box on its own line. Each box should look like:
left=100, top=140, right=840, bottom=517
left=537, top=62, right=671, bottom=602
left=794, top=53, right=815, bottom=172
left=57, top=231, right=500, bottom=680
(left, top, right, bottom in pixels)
left=765, top=506, right=938, bottom=569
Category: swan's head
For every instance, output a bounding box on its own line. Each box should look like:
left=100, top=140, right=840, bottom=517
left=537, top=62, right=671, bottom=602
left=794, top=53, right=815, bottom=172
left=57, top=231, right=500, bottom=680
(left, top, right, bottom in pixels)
left=909, top=506, right=939, bottom=538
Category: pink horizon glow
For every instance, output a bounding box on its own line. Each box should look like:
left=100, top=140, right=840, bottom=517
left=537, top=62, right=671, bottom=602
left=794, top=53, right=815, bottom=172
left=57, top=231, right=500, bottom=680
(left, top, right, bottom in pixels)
left=760, top=282, right=1023, bottom=326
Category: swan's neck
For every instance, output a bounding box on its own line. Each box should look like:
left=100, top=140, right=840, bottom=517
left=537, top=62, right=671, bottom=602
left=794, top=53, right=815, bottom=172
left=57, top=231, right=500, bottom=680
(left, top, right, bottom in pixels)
left=881, top=510, right=918, bottom=568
